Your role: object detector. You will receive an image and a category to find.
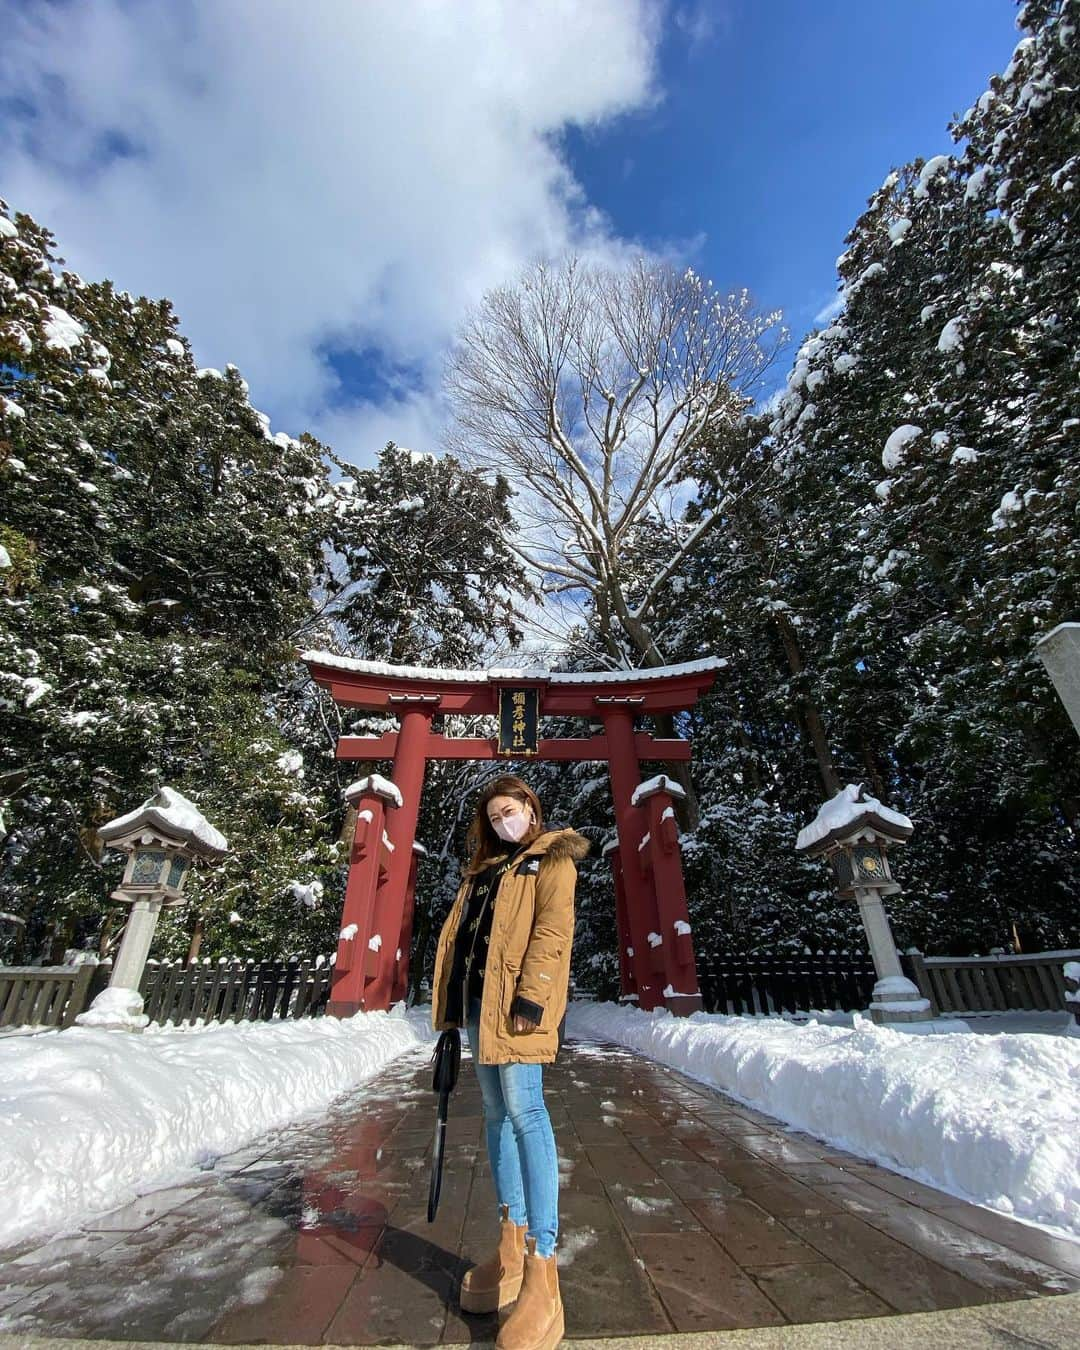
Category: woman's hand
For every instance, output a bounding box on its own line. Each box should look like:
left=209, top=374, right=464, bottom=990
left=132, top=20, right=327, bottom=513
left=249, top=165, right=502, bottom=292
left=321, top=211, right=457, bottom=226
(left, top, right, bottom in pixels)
left=512, top=1014, right=537, bottom=1034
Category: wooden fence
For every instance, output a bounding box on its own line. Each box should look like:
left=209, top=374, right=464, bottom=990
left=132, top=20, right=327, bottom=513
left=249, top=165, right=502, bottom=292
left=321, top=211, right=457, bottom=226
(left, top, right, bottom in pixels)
left=903, top=948, right=1080, bottom=1016
left=6, top=947, right=1079, bottom=1031
left=0, top=963, right=98, bottom=1030
left=697, top=951, right=879, bottom=1016
left=0, top=956, right=334, bottom=1031
left=138, top=956, right=334, bottom=1025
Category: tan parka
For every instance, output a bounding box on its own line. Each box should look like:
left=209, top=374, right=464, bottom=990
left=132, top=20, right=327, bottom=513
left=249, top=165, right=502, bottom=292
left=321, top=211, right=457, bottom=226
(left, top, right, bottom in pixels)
left=431, top=828, right=589, bottom=1065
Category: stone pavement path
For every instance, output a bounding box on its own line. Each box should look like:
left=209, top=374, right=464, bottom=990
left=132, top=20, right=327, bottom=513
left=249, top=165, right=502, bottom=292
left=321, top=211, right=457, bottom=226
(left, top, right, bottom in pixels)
left=1, top=1031, right=1079, bottom=1345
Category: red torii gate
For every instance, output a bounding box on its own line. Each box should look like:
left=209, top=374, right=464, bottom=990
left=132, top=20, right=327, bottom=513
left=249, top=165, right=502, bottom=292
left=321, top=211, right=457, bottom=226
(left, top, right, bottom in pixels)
left=301, top=651, right=723, bottom=1020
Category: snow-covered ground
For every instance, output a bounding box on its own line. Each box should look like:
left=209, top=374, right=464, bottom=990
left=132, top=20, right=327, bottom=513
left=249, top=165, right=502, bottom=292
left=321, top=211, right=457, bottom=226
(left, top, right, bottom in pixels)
left=1, top=1000, right=1077, bottom=1253
left=0, top=1004, right=436, bottom=1250
left=567, top=1002, right=1080, bottom=1243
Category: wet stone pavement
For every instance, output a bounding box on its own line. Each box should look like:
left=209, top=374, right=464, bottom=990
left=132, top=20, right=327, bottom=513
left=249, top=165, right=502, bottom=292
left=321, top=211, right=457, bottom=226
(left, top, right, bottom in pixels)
left=2, top=1032, right=1079, bottom=1345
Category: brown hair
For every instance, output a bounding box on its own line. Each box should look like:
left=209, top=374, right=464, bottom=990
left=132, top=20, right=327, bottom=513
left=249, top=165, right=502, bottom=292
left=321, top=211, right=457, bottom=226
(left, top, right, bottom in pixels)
left=465, top=775, right=545, bottom=873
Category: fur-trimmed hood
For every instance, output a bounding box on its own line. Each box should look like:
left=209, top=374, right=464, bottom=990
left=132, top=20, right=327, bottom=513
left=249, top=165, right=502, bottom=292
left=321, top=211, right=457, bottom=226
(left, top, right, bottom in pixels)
left=526, top=827, right=590, bottom=863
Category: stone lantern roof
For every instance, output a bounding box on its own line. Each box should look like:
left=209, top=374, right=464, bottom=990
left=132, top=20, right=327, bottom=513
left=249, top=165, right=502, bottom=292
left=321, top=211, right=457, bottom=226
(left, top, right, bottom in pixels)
left=99, top=787, right=229, bottom=858
left=795, top=783, right=913, bottom=856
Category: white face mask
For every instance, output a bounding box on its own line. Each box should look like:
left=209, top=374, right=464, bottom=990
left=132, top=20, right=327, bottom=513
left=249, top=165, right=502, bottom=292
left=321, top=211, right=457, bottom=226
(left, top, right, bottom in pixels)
left=492, top=810, right=531, bottom=843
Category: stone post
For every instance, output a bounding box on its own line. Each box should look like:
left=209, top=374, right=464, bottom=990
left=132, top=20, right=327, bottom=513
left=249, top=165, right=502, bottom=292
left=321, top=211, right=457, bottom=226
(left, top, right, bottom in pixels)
left=855, top=891, right=931, bottom=1023
left=111, top=897, right=164, bottom=991
left=1036, top=623, right=1080, bottom=740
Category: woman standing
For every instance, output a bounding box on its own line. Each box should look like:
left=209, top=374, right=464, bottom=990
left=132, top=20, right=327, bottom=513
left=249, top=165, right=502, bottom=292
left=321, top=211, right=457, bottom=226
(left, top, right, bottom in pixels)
left=432, top=775, right=587, bottom=1350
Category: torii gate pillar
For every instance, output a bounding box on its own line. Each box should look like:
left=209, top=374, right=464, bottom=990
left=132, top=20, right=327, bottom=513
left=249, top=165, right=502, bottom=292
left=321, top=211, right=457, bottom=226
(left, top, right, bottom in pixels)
left=363, top=699, right=435, bottom=1010
left=601, top=704, right=665, bottom=1011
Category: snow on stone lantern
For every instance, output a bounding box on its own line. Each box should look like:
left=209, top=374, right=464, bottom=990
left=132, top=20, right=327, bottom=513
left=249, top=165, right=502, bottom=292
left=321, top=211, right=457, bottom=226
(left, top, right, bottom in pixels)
left=76, top=787, right=228, bottom=1031
left=796, top=783, right=931, bottom=1026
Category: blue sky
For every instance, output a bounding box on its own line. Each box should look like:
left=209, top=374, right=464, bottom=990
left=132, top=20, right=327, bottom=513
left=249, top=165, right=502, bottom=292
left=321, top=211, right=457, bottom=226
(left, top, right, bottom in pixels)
left=564, top=0, right=1020, bottom=345
left=0, top=0, right=1022, bottom=460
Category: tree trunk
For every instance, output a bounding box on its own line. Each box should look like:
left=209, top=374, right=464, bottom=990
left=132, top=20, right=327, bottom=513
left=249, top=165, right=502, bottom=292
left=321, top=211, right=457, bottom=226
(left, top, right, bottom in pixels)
left=47, top=919, right=73, bottom=965
left=734, top=723, right=765, bottom=793
left=859, top=736, right=887, bottom=801
left=410, top=914, right=432, bottom=1006
left=97, top=908, right=118, bottom=958
left=651, top=710, right=702, bottom=830
left=773, top=615, right=841, bottom=799
left=187, top=913, right=204, bottom=965
left=595, top=586, right=704, bottom=827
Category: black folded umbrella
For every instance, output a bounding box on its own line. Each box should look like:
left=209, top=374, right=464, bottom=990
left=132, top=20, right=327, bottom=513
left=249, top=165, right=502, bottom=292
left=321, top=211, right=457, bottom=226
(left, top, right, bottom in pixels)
left=428, top=1028, right=461, bottom=1222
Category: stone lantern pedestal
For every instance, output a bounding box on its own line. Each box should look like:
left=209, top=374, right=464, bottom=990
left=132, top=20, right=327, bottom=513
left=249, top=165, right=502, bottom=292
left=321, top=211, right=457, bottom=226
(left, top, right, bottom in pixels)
left=797, top=784, right=931, bottom=1027
left=76, top=788, right=228, bottom=1031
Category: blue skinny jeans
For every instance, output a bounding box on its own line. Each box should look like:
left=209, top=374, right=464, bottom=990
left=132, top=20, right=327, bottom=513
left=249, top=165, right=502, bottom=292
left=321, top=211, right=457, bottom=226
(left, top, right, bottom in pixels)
left=465, top=995, right=559, bottom=1257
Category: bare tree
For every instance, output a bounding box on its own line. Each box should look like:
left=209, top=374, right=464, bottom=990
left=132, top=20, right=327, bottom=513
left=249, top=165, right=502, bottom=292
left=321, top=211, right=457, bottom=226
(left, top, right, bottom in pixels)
left=445, top=256, right=785, bottom=670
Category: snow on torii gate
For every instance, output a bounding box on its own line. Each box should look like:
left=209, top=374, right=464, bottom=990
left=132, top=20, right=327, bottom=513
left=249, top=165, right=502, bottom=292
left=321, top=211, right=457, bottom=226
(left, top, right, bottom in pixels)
left=301, top=651, right=724, bottom=1020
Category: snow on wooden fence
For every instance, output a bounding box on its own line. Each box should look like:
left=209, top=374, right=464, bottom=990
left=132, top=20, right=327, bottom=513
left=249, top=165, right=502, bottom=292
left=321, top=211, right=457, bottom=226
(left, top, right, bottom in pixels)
left=0, top=956, right=334, bottom=1031
left=696, top=951, right=879, bottom=1016
left=903, top=948, right=1080, bottom=1016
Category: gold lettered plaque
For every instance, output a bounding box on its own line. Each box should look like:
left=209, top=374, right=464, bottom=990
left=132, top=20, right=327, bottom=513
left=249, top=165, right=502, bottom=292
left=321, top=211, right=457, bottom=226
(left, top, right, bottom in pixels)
left=498, top=687, right=539, bottom=755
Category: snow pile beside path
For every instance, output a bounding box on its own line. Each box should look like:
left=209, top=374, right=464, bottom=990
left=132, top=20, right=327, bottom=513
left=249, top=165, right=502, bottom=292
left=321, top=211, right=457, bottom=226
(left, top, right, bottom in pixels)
left=566, top=1002, right=1080, bottom=1241
left=0, top=1006, right=435, bottom=1249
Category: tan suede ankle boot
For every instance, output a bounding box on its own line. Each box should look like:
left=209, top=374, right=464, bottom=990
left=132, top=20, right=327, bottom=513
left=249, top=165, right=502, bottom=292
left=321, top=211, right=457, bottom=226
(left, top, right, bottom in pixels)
left=459, top=1204, right=529, bottom=1313
left=495, top=1235, right=563, bottom=1350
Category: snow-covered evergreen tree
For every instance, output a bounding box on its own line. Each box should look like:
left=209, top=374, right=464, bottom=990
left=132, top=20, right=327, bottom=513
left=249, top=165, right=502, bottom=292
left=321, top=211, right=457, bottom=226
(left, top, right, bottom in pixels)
left=320, top=441, right=530, bottom=667
left=0, top=202, right=337, bottom=961
left=713, top=0, right=1080, bottom=953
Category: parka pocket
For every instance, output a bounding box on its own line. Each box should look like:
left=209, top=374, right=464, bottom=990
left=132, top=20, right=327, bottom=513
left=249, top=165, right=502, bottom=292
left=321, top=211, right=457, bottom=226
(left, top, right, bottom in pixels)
left=501, top=962, right=521, bottom=1029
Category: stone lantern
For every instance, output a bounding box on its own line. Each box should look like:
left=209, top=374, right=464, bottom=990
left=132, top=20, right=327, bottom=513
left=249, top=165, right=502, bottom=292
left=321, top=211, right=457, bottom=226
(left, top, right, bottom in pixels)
left=76, top=787, right=228, bottom=1031
left=796, top=783, right=931, bottom=1026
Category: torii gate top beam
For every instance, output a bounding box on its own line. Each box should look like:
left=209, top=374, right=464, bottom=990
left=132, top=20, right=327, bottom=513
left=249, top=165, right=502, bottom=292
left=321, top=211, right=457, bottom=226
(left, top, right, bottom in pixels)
left=300, top=651, right=726, bottom=716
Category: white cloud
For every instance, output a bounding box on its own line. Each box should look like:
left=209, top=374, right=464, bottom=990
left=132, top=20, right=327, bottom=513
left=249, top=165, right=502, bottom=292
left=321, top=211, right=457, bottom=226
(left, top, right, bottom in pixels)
left=813, top=294, right=845, bottom=326
left=673, top=4, right=719, bottom=48
left=316, top=389, right=448, bottom=469
left=0, top=0, right=660, bottom=462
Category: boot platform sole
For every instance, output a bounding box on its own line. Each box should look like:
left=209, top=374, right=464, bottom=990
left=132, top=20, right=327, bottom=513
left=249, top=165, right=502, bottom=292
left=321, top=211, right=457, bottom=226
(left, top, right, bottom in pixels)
left=459, top=1270, right=524, bottom=1313
left=496, top=1299, right=564, bottom=1350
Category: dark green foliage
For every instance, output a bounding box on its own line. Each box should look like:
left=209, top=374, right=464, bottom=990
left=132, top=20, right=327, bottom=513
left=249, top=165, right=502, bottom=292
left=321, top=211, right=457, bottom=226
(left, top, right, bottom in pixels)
left=0, top=203, right=338, bottom=962
left=649, top=0, right=1080, bottom=959
left=321, top=441, right=531, bottom=668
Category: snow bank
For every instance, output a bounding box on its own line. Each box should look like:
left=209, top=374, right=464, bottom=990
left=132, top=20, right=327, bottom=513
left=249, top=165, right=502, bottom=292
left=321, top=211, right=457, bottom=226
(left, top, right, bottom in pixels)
left=0, top=1006, right=435, bottom=1249
left=75, top=985, right=148, bottom=1030
left=566, top=1002, right=1080, bottom=1241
